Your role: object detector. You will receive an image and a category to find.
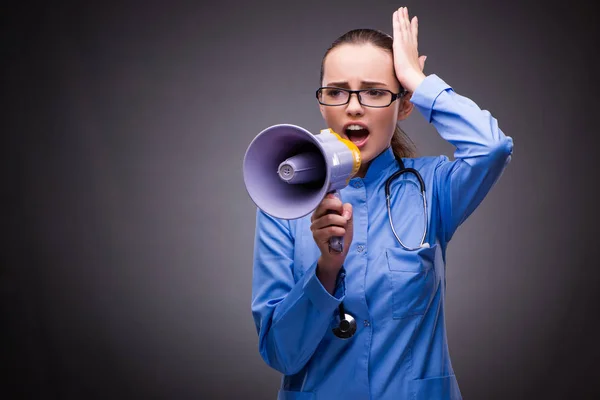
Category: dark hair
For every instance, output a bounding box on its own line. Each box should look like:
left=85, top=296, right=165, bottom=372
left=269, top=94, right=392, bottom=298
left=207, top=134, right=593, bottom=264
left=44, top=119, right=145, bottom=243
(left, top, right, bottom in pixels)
left=319, top=28, right=417, bottom=159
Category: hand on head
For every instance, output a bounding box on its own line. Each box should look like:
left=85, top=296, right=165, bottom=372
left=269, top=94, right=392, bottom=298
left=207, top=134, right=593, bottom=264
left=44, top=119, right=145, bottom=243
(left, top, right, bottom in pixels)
left=392, top=6, right=427, bottom=93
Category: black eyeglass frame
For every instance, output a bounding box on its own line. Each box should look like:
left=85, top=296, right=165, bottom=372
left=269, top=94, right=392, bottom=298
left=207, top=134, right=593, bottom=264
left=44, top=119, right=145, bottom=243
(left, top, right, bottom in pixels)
left=315, top=87, right=408, bottom=108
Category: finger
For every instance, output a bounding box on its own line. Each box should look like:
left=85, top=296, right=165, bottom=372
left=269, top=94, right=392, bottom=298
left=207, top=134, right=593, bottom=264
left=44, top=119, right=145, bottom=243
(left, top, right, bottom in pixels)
left=340, top=202, right=352, bottom=218
left=343, top=203, right=353, bottom=239
left=399, top=7, right=409, bottom=41
left=392, top=10, right=399, bottom=37
left=406, top=8, right=413, bottom=41
left=311, top=201, right=351, bottom=230
left=314, top=226, right=346, bottom=244
left=412, top=16, right=418, bottom=45
left=402, top=7, right=406, bottom=24
left=312, top=196, right=343, bottom=220
left=408, top=9, right=415, bottom=40
left=393, top=9, right=401, bottom=41
left=395, top=8, right=403, bottom=38
left=311, top=213, right=348, bottom=231
left=418, top=55, right=427, bottom=71
left=341, top=203, right=353, bottom=223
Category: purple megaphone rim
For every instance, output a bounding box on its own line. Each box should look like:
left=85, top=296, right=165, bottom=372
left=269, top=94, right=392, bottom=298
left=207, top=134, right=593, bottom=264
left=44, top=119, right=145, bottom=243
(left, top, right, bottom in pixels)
left=242, top=124, right=332, bottom=220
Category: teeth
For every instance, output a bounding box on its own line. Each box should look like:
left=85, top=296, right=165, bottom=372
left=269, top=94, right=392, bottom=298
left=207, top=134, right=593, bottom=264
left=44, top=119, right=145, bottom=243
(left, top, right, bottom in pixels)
left=346, top=124, right=366, bottom=131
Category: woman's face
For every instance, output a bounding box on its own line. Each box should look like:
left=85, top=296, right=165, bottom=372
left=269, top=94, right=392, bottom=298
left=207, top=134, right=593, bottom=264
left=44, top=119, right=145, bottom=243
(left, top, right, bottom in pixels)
left=319, top=43, right=411, bottom=176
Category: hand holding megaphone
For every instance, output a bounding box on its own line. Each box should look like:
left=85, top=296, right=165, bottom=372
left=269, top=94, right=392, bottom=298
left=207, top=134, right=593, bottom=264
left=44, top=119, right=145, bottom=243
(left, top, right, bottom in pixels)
left=310, top=192, right=353, bottom=280
left=243, top=124, right=361, bottom=253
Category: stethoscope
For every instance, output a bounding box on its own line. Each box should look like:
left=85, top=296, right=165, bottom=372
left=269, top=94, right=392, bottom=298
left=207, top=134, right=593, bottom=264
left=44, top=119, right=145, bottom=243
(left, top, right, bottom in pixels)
left=333, top=156, right=429, bottom=339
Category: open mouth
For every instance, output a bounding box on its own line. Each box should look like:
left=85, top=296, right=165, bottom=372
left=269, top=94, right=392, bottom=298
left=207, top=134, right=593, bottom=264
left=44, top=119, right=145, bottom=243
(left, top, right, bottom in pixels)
left=345, top=124, right=370, bottom=148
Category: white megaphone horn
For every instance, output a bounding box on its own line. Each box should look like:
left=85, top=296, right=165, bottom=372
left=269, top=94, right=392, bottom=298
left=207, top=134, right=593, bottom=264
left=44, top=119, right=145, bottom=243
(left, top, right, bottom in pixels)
left=243, top=124, right=361, bottom=253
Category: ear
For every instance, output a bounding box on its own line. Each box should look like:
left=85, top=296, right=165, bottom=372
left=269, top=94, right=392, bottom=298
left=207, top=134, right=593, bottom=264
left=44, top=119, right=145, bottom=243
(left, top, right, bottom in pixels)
left=397, top=93, right=414, bottom=121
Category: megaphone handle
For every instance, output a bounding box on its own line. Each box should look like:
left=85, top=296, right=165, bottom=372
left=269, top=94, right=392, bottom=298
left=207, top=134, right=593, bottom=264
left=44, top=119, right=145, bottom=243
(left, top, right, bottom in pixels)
left=328, top=189, right=344, bottom=254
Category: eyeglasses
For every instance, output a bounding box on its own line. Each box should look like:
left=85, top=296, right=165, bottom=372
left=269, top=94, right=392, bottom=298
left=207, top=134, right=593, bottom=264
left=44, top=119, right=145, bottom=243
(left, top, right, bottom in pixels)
left=316, top=87, right=407, bottom=108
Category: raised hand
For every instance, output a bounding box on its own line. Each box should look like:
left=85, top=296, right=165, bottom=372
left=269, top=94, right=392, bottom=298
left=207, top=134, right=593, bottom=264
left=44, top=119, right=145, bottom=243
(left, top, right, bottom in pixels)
left=392, top=6, right=427, bottom=93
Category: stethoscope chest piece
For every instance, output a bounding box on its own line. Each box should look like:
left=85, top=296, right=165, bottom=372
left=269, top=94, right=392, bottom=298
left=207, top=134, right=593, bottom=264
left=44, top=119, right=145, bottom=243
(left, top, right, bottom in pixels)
left=333, top=306, right=357, bottom=339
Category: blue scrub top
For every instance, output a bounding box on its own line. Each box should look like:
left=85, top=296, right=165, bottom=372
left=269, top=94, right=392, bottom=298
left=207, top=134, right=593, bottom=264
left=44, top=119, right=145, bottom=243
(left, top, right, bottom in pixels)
left=251, top=74, right=514, bottom=400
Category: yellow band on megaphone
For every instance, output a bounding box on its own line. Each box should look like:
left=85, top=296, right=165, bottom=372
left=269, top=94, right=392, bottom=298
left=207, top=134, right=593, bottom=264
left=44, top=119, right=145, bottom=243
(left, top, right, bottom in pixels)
left=326, top=130, right=362, bottom=181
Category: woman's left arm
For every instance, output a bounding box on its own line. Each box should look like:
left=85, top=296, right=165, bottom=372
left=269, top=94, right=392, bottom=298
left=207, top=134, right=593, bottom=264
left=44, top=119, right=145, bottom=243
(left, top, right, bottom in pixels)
left=411, top=74, right=514, bottom=242
left=393, top=6, right=514, bottom=243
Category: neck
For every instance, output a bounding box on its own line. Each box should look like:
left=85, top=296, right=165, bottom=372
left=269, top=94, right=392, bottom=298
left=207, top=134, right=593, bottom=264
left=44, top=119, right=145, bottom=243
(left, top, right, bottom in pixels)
left=355, top=162, right=370, bottom=179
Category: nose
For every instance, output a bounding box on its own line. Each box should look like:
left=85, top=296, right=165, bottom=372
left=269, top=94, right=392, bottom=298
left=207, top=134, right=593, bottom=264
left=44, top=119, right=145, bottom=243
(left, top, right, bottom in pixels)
left=345, top=92, right=364, bottom=116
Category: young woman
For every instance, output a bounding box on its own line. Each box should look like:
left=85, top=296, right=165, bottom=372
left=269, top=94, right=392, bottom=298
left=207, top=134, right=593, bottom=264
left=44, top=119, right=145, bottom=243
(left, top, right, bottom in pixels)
left=251, top=6, right=513, bottom=400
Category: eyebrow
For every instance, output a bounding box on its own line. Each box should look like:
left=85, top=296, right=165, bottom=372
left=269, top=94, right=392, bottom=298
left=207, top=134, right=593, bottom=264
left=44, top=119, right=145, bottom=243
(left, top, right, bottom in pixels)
left=325, top=80, right=390, bottom=88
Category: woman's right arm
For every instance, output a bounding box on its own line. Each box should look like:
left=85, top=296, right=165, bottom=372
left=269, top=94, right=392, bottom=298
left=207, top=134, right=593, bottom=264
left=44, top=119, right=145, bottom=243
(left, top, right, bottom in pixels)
left=250, top=208, right=346, bottom=376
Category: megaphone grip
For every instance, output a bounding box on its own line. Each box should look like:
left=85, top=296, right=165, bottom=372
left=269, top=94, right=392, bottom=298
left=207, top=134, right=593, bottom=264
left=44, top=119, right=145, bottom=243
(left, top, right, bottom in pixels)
left=328, top=190, right=344, bottom=253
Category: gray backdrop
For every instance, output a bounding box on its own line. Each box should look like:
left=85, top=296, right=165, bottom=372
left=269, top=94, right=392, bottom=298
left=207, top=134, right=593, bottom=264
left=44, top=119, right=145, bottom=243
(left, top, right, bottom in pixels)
left=3, top=0, right=599, bottom=399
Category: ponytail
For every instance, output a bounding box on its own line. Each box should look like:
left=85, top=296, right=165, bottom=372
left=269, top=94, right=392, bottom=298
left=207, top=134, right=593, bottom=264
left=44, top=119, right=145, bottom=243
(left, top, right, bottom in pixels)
left=390, top=124, right=417, bottom=159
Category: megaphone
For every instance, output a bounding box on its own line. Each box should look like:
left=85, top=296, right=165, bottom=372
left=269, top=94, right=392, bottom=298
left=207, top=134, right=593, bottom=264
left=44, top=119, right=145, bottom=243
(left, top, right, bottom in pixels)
left=243, top=123, right=361, bottom=253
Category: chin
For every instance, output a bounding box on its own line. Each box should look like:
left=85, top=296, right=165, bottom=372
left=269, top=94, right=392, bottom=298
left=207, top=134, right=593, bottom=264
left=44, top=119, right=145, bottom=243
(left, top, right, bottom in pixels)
left=358, top=149, right=374, bottom=165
